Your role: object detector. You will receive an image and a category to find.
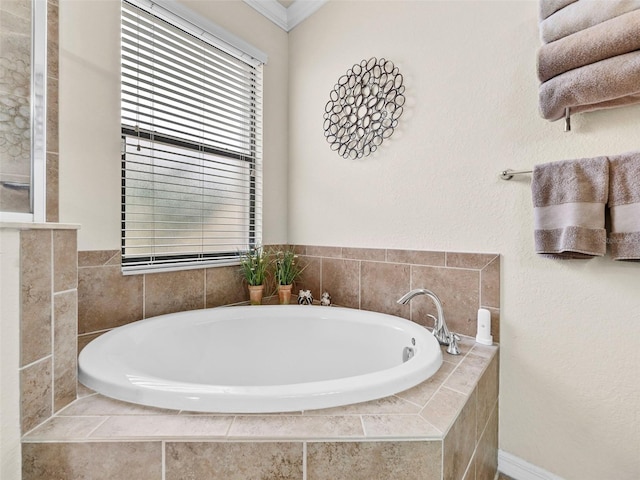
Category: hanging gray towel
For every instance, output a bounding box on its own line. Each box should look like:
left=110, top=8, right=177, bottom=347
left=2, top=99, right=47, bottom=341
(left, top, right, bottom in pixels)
left=532, top=157, right=609, bottom=258
left=608, top=151, right=640, bottom=261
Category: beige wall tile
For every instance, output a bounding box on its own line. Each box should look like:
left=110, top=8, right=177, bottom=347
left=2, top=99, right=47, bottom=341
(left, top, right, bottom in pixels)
left=486, top=307, right=500, bottom=343
left=444, top=353, right=492, bottom=396
left=342, top=247, right=385, bottom=261
left=411, top=265, right=480, bottom=337
left=443, top=389, right=477, bottom=480
left=361, top=261, right=410, bottom=317
left=77, top=331, right=103, bottom=354
left=78, top=250, right=119, bottom=268
left=22, top=442, right=162, bottom=480
left=290, top=244, right=306, bottom=255
left=205, top=265, right=246, bottom=308
left=145, top=269, right=205, bottom=318
left=446, top=253, right=498, bottom=269
left=53, top=290, right=77, bottom=412
left=20, top=229, right=52, bottom=366
left=481, top=256, right=500, bottom=309
left=476, top=403, right=499, bottom=480
left=46, top=152, right=59, bottom=222
left=22, top=416, right=105, bottom=441
left=307, top=395, right=420, bottom=416
left=78, top=265, right=142, bottom=334
left=396, top=361, right=456, bottom=407
left=59, top=393, right=175, bottom=416
left=362, top=414, right=441, bottom=438
left=305, top=245, right=342, bottom=258
left=228, top=415, right=363, bottom=438
left=165, top=442, right=303, bottom=480
left=46, top=77, right=58, bottom=153
left=21, top=358, right=52, bottom=433
left=46, top=0, right=59, bottom=80
left=442, top=336, right=476, bottom=365
left=420, top=386, right=468, bottom=434
left=90, top=415, right=233, bottom=439
left=53, top=230, right=76, bottom=292
left=463, top=457, right=476, bottom=480
left=321, top=258, right=360, bottom=308
left=476, top=355, right=499, bottom=441
left=307, top=441, right=441, bottom=480
left=296, top=255, right=321, bottom=299
left=386, top=249, right=445, bottom=266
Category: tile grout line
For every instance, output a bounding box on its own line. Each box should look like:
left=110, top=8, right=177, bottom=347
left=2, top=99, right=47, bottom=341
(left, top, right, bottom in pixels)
left=84, top=416, right=110, bottom=438
left=50, top=230, right=56, bottom=419
left=302, top=441, right=307, bottom=480
left=162, top=440, right=167, bottom=480
left=359, top=415, right=367, bottom=437
left=19, top=353, right=53, bottom=372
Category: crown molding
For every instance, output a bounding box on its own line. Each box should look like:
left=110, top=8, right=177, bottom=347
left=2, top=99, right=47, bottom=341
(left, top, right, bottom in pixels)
left=243, top=0, right=288, bottom=31
left=243, top=0, right=327, bottom=32
left=286, top=0, right=326, bottom=30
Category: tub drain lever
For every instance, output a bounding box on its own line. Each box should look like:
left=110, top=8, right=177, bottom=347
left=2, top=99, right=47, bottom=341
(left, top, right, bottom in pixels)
left=402, top=346, right=415, bottom=362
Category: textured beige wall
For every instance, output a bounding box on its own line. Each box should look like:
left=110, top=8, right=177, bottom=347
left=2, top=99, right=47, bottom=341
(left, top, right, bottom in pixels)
left=288, top=1, right=640, bottom=479
left=59, top=0, right=289, bottom=250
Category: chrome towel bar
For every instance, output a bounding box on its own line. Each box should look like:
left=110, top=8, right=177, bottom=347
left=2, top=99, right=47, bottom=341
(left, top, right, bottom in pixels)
left=499, top=169, right=533, bottom=180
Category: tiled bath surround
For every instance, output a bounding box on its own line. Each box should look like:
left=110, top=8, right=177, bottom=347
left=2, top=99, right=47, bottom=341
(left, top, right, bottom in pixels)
left=20, top=244, right=499, bottom=479
left=76, top=250, right=247, bottom=352
left=295, top=246, right=500, bottom=342
left=23, top=337, right=498, bottom=480
left=76, top=246, right=500, bottom=348
left=12, top=226, right=79, bottom=434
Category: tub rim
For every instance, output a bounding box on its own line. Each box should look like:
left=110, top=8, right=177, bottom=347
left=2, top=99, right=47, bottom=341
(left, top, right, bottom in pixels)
left=78, top=305, right=443, bottom=413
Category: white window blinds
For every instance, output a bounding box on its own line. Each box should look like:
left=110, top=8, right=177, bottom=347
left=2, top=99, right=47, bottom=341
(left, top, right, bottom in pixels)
left=121, top=0, right=263, bottom=273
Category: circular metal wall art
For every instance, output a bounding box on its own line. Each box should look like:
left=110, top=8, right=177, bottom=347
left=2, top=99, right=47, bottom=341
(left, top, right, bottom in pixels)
left=323, top=57, right=405, bottom=160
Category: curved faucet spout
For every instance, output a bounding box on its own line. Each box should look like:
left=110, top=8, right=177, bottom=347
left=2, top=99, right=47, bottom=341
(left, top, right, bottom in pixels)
left=397, top=289, right=453, bottom=347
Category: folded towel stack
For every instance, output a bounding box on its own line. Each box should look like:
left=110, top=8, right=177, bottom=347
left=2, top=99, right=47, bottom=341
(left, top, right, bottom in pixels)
left=532, top=157, right=609, bottom=258
left=608, top=151, right=640, bottom=260
left=539, top=0, right=578, bottom=21
left=538, top=0, right=640, bottom=121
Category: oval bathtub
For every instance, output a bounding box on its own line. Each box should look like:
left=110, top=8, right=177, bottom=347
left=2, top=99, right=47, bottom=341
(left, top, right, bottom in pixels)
left=78, top=305, right=443, bottom=413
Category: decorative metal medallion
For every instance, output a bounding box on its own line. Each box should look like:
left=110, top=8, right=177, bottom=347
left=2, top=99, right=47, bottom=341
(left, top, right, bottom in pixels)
left=323, top=57, right=405, bottom=160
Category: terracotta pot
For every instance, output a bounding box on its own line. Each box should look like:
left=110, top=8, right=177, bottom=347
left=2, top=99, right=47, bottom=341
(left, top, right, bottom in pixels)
left=248, top=285, right=264, bottom=305
left=278, top=284, right=293, bottom=305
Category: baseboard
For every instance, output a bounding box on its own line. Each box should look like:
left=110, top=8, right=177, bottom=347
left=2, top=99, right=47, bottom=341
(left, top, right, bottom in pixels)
left=498, top=450, right=566, bottom=480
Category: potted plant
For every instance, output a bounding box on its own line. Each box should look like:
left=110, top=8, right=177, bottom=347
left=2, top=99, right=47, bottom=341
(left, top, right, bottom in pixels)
left=239, top=246, right=270, bottom=305
left=273, top=247, right=306, bottom=304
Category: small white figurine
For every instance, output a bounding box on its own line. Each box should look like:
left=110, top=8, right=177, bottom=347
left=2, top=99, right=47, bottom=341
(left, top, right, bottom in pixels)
left=320, top=291, right=332, bottom=306
left=297, top=289, right=313, bottom=305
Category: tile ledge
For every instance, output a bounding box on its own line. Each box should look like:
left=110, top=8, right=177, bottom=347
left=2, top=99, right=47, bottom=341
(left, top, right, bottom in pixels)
left=0, top=222, right=80, bottom=230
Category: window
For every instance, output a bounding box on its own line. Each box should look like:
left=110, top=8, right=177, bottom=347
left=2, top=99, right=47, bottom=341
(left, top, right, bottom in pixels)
left=121, top=0, right=264, bottom=273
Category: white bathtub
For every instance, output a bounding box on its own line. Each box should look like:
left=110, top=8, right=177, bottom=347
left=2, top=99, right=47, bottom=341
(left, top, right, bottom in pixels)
left=78, top=305, right=443, bottom=413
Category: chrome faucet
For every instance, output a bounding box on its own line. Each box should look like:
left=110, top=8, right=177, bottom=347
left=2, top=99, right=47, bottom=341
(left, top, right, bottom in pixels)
left=397, top=289, right=460, bottom=355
